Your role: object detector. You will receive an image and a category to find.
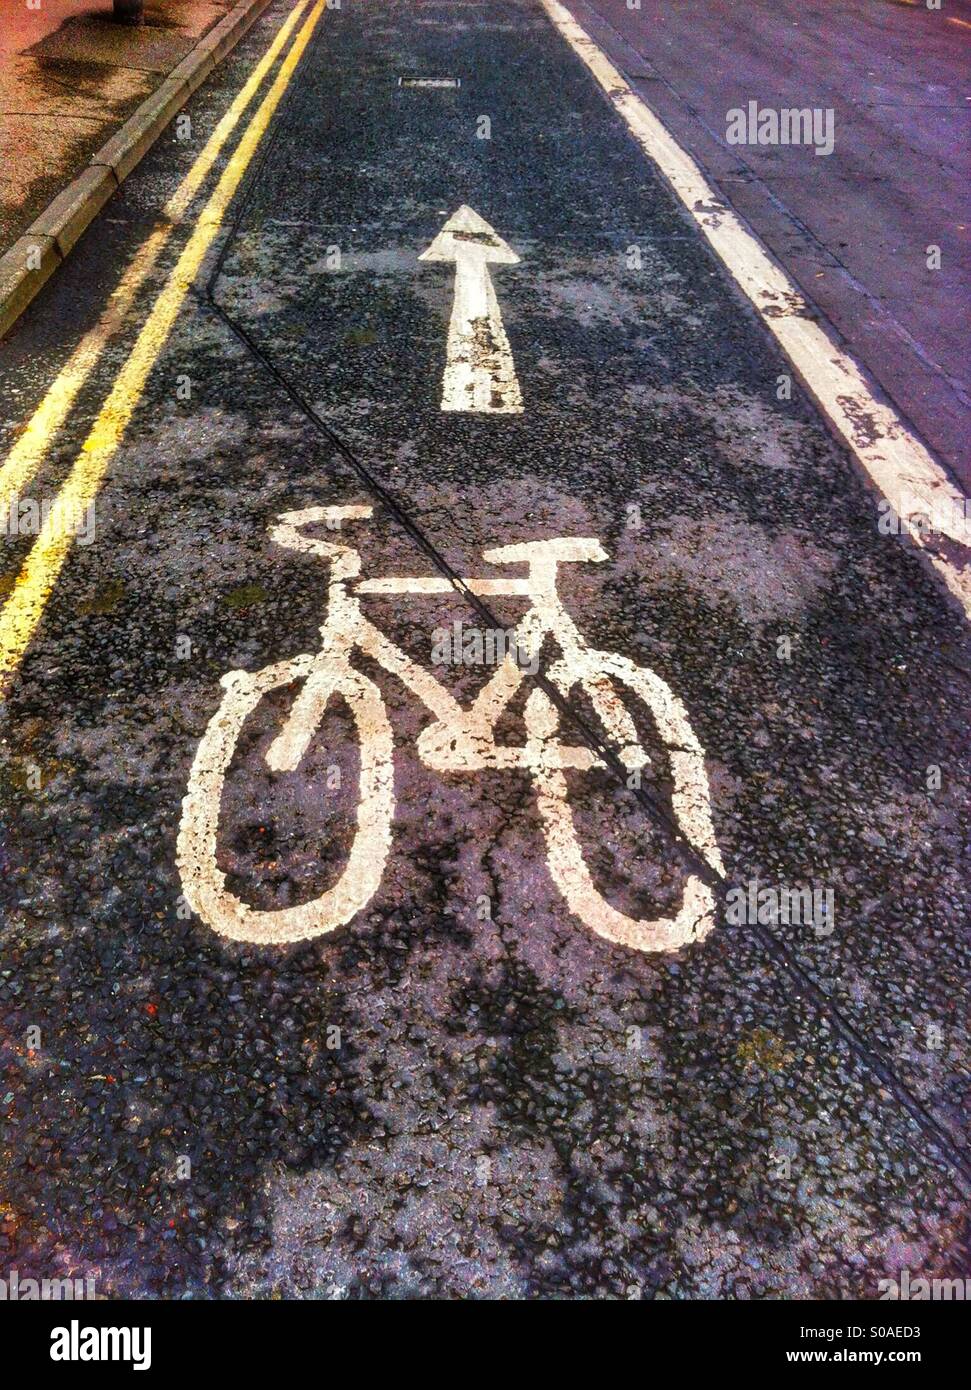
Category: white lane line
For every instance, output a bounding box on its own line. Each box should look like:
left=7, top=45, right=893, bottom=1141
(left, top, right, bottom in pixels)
left=419, top=204, right=524, bottom=414
left=539, top=0, right=970, bottom=614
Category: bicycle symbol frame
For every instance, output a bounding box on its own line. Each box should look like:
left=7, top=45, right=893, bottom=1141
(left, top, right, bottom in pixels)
left=177, top=505, right=724, bottom=952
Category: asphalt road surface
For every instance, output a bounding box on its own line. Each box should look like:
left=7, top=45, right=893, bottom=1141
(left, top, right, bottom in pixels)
left=1, top=0, right=969, bottom=1299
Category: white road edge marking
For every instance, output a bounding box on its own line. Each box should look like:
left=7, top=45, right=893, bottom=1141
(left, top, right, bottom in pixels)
left=419, top=204, right=524, bottom=413
left=539, top=0, right=970, bottom=615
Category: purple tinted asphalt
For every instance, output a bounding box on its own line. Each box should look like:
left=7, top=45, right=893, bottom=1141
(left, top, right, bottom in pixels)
left=569, top=0, right=971, bottom=492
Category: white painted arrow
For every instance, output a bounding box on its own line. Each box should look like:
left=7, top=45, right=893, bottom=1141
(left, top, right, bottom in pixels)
left=419, top=205, right=523, bottom=413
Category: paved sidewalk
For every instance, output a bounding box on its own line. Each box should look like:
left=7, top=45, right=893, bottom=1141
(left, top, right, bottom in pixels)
left=0, top=0, right=236, bottom=255
left=571, top=0, right=971, bottom=495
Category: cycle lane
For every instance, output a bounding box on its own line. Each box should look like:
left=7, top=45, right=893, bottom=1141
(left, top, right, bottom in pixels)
left=0, top=0, right=969, bottom=1295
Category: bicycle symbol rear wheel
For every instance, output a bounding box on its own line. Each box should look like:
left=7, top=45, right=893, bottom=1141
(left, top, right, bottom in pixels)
left=177, top=651, right=395, bottom=945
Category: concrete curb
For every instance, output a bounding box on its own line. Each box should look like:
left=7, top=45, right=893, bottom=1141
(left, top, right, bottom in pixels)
left=0, top=0, right=274, bottom=341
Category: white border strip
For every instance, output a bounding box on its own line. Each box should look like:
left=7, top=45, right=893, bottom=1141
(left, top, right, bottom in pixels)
left=539, top=0, right=970, bottom=614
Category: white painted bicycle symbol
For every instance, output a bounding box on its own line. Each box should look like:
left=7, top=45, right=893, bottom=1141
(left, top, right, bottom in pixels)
left=177, top=505, right=724, bottom=952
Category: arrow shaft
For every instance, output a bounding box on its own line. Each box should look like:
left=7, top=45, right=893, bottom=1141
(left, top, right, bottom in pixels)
left=441, top=255, right=522, bottom=414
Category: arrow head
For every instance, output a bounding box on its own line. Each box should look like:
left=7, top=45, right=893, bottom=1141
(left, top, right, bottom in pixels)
left=418, top=205, right=520, bottom=264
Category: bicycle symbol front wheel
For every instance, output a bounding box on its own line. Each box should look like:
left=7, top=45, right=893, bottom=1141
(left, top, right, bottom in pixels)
left=524, top=650, right=724, bottom=953
left=177, top=651, right=395, bottom=945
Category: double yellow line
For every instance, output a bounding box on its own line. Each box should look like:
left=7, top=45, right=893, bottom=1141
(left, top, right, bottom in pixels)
left=0, top=0, right=326, bottom=694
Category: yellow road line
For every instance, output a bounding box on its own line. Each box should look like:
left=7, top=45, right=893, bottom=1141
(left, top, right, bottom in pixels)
left=0, top=0, right=327, bottom=694
left=0, top=0, right=312, bottom=524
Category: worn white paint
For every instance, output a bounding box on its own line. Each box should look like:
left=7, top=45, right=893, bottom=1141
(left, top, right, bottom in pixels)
left=400, top=77, right=460, bottom=88
left=538, top=0, right=970, bottom=613
left=419, top=205, right=523, bottom=413
left=178, top=507, right=722, bottom=951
